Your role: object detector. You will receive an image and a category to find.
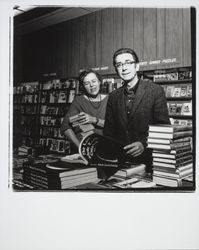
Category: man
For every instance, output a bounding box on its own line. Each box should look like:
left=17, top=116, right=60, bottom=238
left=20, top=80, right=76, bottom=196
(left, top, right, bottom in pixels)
left=103, top=48, right=170, bottom=171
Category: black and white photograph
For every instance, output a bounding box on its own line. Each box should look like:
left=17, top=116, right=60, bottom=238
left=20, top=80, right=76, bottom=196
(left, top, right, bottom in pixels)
left=11, top=5, right=196, bottom=191
left=0, top=0, right=199, bottom=250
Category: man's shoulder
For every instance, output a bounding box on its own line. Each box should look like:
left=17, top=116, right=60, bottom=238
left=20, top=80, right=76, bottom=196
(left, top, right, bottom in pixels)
left=140, top=79, right=159, bottom=86
left=109, top=86, right=123, bottom=97
left=140, top=79, right=162, bottom=90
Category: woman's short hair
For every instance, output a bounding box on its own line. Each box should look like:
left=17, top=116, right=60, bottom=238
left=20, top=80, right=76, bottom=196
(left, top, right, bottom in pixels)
left=78, top=69, right=102, bottom=86
left=113, top=48, right=139, bottom=66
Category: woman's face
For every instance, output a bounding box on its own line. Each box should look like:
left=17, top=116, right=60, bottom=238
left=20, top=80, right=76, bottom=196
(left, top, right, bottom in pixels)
left=83, top=72, right=101, bottom=97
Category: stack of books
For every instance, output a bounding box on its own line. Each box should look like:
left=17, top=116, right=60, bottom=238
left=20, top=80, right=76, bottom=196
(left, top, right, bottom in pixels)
left=111, top=163, right=146, bottom=180
left=18, top=145, right=32, bottom=156
left=69, top=113, right=95, bottom=140
left=147, top=124, right=193, bottom=187
left=23, top=157, right=59, bottom=189
left=46, top=161, right=99, bottom=189
left=23, top=157, right=99, bottom=190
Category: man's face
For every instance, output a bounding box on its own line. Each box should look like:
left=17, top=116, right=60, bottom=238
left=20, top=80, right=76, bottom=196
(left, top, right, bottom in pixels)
left=114, top=53, right=139, bottom=82
left=83, top=72, right=100, bottom=97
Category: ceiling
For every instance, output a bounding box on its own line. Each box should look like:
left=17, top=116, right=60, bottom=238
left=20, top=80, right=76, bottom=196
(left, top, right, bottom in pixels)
left=14, top=6, right=103, bottom=35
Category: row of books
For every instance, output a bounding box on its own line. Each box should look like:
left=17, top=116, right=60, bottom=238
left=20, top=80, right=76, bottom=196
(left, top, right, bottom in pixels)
left=14, top=105, right=37, bottom=115
left=39, top=127, right=64, bottom=138
left=42, top=79, right=78, bottom=90
left=40, top=116, right=63, bottom=127
left=167, top=100, right=192, bottom=116
left=153, top=70, right=191, bottom=82
left=13, top=82, right=39, bottom=94
left=39, top=138, right=71, bottom=154
left=40, top=106, right=69, bottom=116
left=40, top=89, right=76, bottom=104
left=17, top=105, right=37, bottom=115
left=171, top=118, right=192, bottom=127
left=147, top=124, right=193, bottom=187
left=161, top=84, right=192, bottom=98
left=13, top=94, right=39, bottom=104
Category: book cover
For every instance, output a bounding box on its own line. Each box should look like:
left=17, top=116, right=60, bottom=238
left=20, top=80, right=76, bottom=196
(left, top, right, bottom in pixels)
left=148, top=124, right=192, bottom=133
left=113, top=164, right=146, bottom=179
left=173, top=86, right=181, bottom=97
left=182, top=101, right=192, bottom=116
left=147, top=136, right=191, bottom=145
left=152, top=149, right=192, bottom=159
left=180, top=85, right=188, bottom=97
left=153, top=162, right=193, bottom=173
left=148, top=130, right=192, bottom=139
left=79, top=133, right=125, bottom=166
left=166, top=85, right=175, bottom=97
left=186, top=85, right=192, bottom=97
left=46, top=161, right=97, bottom=178
left=153, top=175, right=181, bottom=187
left=147, top=141, right=191, bottom=150
left=152, top=159, right=193, bottom=169
left=153, top=145, right=192, bottom=155
left=168, top=102, right=177, bottom=115
left=153, top=154, right=192, bottom=164
left=113, top=176, right=156, bottom=189
left=153, top=167, right=192, bottom=179
left=58, top=91, right=67, bottom=103
left=68, top=89, right=76, bottom=103
left=176, top=103, right=183, bottom=115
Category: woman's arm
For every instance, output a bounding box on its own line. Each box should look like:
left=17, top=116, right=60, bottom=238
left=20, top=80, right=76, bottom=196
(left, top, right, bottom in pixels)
left=63, top=128, right=80, bottom=149
left=75, top=112, right=105, bottom=128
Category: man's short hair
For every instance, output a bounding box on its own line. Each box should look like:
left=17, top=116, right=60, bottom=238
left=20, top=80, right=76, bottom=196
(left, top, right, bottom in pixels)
left=113, top=48, right=139, bottom=66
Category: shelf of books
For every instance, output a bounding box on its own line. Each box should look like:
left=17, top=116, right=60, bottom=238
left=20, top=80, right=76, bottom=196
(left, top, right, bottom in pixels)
left=13, top=81, right=40, bottom=148
left=38, top=78, right=79, bottom=155
left=143, top=66, right=192, bottom=127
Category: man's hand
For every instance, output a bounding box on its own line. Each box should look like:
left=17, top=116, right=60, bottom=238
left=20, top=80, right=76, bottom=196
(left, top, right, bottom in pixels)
left=123, top=141, right=144, bottom=157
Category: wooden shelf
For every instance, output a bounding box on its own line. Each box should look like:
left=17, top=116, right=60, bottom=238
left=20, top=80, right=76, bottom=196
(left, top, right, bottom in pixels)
left=166, top=97, right=192, bottom=101
left=41, top=88, right=76, bottom=91
left=39, top=135, right=64, bottom=140
left=155, top=79, right=192, bottom=85
left=169, top=115, right=192, bottom=119
left=39, top=114, right=65, bottom=117
left=39, top=102, right=69, bottom=105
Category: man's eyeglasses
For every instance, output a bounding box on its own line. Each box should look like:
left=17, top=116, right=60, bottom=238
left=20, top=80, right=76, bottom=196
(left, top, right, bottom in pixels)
left=115, top=61, right=136, bottom=69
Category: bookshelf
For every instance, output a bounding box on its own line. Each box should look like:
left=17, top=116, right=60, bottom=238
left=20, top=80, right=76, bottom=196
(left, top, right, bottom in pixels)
left=13, top=82, right=40, bottom=148
left=142, top=66, right=192, bottom=127
left=37, top=77, right=79, bottom=155
left=13, top=66, right=192, bottom=154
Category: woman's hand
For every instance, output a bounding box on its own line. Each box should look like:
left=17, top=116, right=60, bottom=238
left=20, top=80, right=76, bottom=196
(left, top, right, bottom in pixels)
left=76, top=112, right=97, bottom=125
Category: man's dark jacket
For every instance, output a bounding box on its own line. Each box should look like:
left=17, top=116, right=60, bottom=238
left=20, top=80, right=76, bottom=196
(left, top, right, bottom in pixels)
left=103, top=79, right=170, bottom=169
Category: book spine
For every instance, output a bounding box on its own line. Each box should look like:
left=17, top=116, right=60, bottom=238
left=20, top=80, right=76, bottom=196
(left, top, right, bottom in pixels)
left=59, top=168, right=97, bottom=178
left=172, top=131, right=192, bottom=139
left=170, top=141, right=191, bottom=149
left=61, top=175, right=99, bottom=189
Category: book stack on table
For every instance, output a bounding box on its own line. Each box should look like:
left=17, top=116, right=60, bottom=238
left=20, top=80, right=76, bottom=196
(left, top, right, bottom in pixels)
left=22, top=156, right=99, bottom=190
left=147, top=124, right=193, bottom=187
left=46, top=161, right=99, bottom=189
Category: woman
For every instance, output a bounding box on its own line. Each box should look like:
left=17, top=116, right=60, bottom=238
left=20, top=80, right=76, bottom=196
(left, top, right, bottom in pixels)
left=60, top=69, right=108, bottom=150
